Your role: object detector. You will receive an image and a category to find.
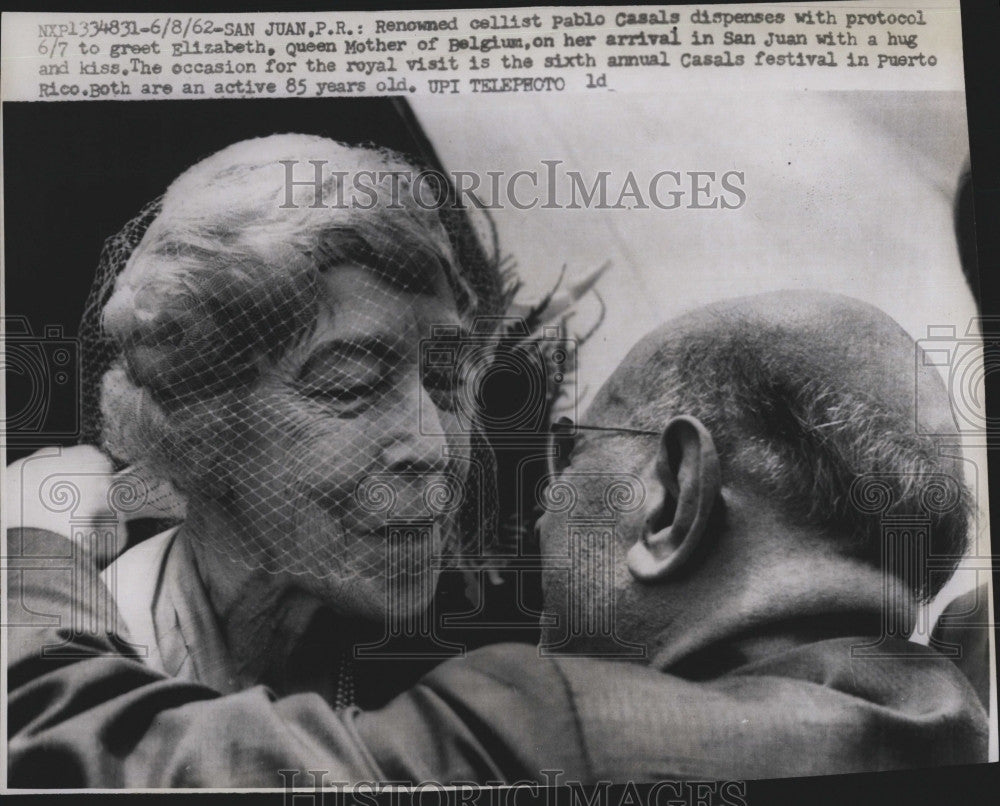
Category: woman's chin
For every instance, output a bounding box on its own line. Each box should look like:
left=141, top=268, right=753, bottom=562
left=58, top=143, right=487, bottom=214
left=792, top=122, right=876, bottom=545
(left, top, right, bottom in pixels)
left=311, top=566, right=440, bottom=627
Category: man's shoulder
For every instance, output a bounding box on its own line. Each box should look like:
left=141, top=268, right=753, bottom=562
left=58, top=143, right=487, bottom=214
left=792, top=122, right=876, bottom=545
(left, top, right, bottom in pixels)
left=426, top=642, right=546, bottom=681
left=417, top=642, right=579, bottom=727
left=353, top=643, right=592, bottom=782
left=549, top=637, right=989, bottom=779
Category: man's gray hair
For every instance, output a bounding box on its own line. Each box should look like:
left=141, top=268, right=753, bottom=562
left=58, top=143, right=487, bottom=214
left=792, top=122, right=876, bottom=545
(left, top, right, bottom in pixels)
left=627, top=313, right=970, bottom=602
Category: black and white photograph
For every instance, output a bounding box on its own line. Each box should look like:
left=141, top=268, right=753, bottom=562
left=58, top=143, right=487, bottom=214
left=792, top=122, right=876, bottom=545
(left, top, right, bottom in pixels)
left=2, top=1, right=997, bottom=801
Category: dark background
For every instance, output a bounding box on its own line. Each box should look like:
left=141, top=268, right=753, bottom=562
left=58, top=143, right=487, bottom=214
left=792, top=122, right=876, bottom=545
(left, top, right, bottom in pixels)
left=3, top=0, right=999, bottom=804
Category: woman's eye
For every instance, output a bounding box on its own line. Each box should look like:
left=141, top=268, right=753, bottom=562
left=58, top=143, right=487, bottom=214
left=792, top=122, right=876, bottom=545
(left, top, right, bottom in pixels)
left=305, top=381, right=379, bottom=405
left=330, top=384, right=375, bottom=402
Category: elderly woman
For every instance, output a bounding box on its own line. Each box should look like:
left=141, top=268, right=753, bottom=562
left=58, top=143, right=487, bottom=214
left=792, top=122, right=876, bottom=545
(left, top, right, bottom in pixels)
left=84, top=134, right=507, bottom=706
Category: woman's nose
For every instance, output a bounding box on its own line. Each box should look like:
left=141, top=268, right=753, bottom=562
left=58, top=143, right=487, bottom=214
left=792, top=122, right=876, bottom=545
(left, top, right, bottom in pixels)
left=379, top=381, right=452, bottom=473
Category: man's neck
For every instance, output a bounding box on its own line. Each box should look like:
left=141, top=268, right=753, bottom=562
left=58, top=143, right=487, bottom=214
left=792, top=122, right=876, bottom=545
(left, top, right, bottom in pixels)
left=540, top=503, right=916, bottom=673
left=644, top=530, right=915, bottom=673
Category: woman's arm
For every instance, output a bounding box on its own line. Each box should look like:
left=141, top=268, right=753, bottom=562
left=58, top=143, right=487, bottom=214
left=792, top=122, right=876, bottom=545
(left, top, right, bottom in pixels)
left=7, top=528, right=585, bottom=788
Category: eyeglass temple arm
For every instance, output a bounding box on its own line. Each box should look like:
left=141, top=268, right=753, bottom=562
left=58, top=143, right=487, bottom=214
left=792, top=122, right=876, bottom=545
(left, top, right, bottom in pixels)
left=552, top=419, right=660, bottom=438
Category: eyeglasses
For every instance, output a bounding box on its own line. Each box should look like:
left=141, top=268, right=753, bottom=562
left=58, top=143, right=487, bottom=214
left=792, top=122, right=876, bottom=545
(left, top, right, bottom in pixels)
left=547, top=416, right=660, bottom=477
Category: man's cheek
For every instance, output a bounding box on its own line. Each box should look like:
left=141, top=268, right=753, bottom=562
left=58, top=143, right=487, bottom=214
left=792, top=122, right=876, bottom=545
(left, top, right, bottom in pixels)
left=538, top=511, right=568, bottom=554
left=540, top=564, right=569, bottom=618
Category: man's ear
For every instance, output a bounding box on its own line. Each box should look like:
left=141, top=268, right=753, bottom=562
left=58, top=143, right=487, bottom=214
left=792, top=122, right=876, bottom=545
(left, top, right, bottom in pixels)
left=627, top=416, right=721, bottom=582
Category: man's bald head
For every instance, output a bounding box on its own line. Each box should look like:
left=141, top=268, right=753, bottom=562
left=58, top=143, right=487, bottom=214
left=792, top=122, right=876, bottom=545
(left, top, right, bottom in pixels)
left=589, top=291, right=969, bottom=600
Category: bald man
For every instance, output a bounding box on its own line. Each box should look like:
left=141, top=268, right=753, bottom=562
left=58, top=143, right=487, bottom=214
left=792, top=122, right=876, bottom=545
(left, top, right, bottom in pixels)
left=7, top=292, right=989, bottom=786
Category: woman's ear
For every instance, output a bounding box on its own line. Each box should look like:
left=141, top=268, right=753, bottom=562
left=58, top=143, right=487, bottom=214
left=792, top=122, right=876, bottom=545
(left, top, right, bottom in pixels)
left=627, top=416, right=721, bottom=582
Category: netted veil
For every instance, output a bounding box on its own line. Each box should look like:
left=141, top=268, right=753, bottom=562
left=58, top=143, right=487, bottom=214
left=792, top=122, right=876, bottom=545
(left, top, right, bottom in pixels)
left=77, top=136, right=599, bottom=584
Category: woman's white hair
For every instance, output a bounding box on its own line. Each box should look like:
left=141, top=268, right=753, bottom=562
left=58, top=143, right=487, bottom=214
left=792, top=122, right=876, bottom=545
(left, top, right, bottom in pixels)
left=98, top=134, right=474, bottom=491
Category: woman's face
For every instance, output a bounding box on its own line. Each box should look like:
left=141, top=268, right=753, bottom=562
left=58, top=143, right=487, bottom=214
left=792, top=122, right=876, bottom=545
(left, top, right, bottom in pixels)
left=211, top=264, right=472, bottom=623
